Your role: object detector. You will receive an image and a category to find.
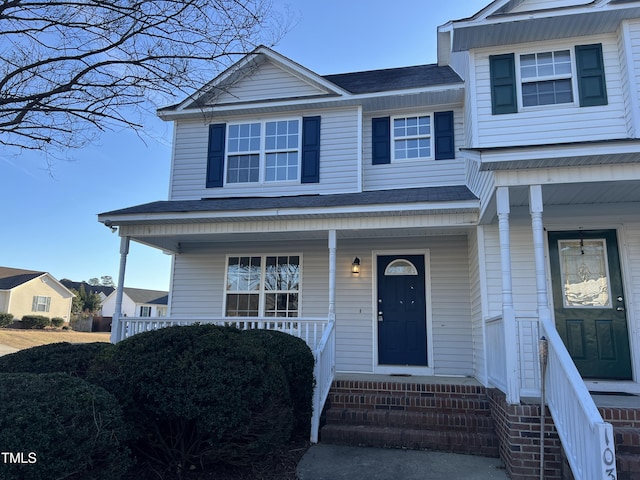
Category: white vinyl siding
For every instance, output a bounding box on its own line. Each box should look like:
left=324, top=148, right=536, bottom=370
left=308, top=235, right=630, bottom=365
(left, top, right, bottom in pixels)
left=169, top=107, right=360, bottom=200
left=213, top=61, right=327, bottom=105
left=169, top=235, right=473, bottom=376
left=624, top=20, right=640, bottom=137
left=474, top=35, right=627, bottom=147
left=468, top=227, right=486, bottom=385
left=363, top=107, right=466, bottom=191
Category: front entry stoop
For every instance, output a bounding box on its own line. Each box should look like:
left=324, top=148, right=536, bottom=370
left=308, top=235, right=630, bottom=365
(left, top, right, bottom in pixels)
left=319, top=376, right=501, bottom=458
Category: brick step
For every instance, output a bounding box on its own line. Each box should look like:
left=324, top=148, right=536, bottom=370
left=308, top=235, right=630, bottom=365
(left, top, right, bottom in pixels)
left=325, top=408, right=495, bottom=433
left=320, top=424, right=500, bottom=458
left=328, top=392, right=492, bottom=414
left=616, top=452, right=640, bottom=480
left=330, top=380, right=488, bottom=399
left=613, top=427, right=640, bottom=455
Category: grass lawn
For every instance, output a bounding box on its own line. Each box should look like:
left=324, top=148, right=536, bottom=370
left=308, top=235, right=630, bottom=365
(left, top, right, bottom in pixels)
left=0, top=329, right=111, bottom=350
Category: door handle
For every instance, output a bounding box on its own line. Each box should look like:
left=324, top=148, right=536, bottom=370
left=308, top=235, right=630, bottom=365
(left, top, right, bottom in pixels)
left=617, top=307, right=625, bottom=312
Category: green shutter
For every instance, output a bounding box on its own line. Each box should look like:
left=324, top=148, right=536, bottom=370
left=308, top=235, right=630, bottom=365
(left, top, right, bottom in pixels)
left=490, top=53, right=517, bottom=115
left=372, top=117, right=391, bottom=165
left=301, top=116, right=321, bottom=183
left=434, top=111, right=455, bottom=160
left=206, top=123, right=226, bottom=188
left=575, top=44, right=608, bottom=107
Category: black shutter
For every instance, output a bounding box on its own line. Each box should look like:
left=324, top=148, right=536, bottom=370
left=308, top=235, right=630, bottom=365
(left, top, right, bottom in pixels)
left=301, top=116, right=321, bottom=184
left=575, top=44, right=608, bottom=107
left=206, top=123, right=226, bottom=188
left=490, top=53, right=517, bottom=115
left=434, top=111, right=455, bottom=160
left=372, top=117, right=391, bottom=165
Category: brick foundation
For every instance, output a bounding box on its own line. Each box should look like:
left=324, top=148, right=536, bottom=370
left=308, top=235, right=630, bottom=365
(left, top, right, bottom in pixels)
left=488, top=389, right=565, bottom=480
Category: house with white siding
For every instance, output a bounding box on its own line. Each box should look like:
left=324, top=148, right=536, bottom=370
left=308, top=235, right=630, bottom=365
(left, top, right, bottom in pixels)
left=99, top=1, right=640, bottom=478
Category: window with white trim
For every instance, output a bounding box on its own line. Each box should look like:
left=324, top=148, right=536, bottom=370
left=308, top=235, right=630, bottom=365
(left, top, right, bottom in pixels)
left=140, top=306, right=152, bottom=317
left=226, top=119, right=300, bottom=184
left=225, top=255, right=300, bottom=317
left=520, top=50, right=573, bottom=107
left=392, top=115, right=431, bottom=161
left=32, top=295, right=51, bottom=312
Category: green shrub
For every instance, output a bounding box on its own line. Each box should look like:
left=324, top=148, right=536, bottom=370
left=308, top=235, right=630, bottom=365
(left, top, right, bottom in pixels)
left=244, top=328, right=315, bottom=438
left=0, top=373, right=131, bottom=480
left=0, top=312, right=13, bottom=328
left=0, top=342, right=113, bottom=378
left=50, top=317, right=65, bottom=327
left=21, top=315, right=51, bottom=329
left=88, top=324, right=293, bottom=473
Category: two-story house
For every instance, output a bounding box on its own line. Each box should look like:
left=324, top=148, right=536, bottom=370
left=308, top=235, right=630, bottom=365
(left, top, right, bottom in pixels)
left=99, top=1, right=640, bottom=478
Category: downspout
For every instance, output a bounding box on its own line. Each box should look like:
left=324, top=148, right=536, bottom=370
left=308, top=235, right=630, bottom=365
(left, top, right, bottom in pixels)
left=111, top=236, right=130, bottom=344
left=328, top=229, right=337, bottom=322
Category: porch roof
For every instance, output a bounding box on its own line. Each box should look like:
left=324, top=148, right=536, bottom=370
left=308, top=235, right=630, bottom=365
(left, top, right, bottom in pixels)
left=99, top=186, right=479, bottom=226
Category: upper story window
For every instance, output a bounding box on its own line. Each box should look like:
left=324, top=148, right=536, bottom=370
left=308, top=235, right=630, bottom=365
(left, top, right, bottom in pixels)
left=489, top=43, right=607, bottom=115
left=393, top=115, right=431, bottom=161
left=226, top=119, right=300, bottom=184
left=520, top=50, right=573, bottom=107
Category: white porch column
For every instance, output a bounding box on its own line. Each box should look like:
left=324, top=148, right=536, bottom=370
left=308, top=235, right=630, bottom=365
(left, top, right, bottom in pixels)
left=529, top=185, right=552, bottom=323
left=111, top=236, right=130, bottom=344
left=497, top=187, right=521, bottom=404
left=328, top=230, right=337, bottom=322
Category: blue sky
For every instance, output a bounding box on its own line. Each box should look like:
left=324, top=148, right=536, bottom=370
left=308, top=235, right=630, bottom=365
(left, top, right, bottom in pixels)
left=1, top=1, right=489, bottom=291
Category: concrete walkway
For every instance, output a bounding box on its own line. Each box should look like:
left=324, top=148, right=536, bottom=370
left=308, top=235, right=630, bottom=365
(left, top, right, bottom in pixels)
left=0, top=343, right=18, bottom=356
left=296, top=444, right=509, bottom=480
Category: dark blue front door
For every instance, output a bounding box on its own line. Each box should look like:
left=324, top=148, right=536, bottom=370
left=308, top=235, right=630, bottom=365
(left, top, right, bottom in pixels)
left=377, top=255, right=427, bottom=366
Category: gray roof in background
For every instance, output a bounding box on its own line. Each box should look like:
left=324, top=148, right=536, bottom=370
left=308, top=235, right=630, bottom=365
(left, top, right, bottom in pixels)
left=0, top=267, right=45, bottom=290
left=60, top=279, right=115, bottom=297
left=100, top=186, right=478, bottom=218
left=323, top=64, right=463, bottom=94
left=124, top=287, right=168, bottom=305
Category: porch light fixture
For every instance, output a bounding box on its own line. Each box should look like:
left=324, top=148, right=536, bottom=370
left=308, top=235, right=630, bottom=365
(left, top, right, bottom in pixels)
left=351, top=257, right=361, bottom=275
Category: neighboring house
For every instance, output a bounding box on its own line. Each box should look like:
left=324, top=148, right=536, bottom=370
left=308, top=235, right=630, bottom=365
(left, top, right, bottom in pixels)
left=98, top=1, right=640, bottom=478
left=59, top=279, right=115, bottom=314
left=101, top=288, right=168, bottom=318
left=0, top=267, right=74, bottom=322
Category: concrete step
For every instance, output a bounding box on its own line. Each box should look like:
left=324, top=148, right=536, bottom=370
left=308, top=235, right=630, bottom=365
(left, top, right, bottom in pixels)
left=325, top=408, right=495, bottom=433
left=320, top=424, right=500, bottom=458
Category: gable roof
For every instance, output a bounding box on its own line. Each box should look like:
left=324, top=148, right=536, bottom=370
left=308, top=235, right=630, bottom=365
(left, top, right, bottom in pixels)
left=60, top=279, right=115, bottom=297
left=158, top=46, right=463, bottom=117
left=0, top=267, right=45, bottom=290
left=123, top=288, right=168, bottom=306
left=440, top=0, right=640, bottom=52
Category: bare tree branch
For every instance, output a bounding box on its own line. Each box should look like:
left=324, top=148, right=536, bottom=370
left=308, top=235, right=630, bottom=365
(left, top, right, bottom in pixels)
left=0, top=0, right=291, bottom=153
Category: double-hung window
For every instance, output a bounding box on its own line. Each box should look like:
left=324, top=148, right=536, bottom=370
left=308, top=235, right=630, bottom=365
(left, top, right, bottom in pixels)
left=225, top=255, right=300, bottom=317
left=520, top=50, right=573, bottom=107
left=226, top=119, right=300, bottom=184
left=392, top=115, right=431, bottom=161
left=140, top=306, right=152, bottom=317
left=32, top=295, right=51, bottom=312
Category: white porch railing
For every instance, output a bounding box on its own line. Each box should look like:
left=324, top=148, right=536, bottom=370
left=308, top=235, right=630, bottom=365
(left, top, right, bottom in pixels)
left=485, top=315, right=507, bottom=392
left=540, top=316, right=617, bottom=480
left=111, top=315, right=335, bottom=443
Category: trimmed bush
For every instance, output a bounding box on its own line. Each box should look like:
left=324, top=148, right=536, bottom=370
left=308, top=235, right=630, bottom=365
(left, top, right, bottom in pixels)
left=88, top=324, right=293, bottom=473
left=0, top=341, right=113, bottom=378
left=0, top=373, right=131, bottom=480
left=51, top=317, right=65, bottom=327
left=0, top=312, right=13, bottom=328
left=21, top=315, right=51, bottom=329
left=244, top=328, right=315, bottom=438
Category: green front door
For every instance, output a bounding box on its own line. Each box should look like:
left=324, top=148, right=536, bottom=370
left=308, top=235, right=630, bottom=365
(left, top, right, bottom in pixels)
left=548, top=230, right=632, bottom=380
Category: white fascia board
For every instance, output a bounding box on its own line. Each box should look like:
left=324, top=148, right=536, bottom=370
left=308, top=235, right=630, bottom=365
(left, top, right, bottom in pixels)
left=99, top=200, right=479, bottom=226
left=158, top=84, right=465, bottom=121
left=468, top=141, right=640, bottom=165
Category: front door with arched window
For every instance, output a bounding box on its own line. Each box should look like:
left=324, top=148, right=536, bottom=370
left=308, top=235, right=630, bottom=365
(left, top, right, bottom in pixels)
left=376, top=254, right=427, bottom=366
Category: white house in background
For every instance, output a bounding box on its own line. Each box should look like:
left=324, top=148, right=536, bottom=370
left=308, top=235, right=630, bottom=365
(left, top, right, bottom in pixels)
left=101, top=287, right=168, bottom=318
left=0, top=267, right=74, bottom=322
left=98, top=1, right=640, bottom=478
